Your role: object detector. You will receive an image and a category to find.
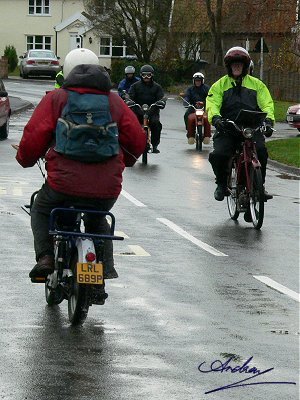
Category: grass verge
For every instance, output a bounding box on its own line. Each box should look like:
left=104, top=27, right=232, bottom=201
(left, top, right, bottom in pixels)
left=266, top=138, right=300, bottom=168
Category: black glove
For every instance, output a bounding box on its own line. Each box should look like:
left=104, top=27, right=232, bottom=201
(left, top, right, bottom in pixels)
left=155, top=100, right=166, bottom=109
left=212, top=116, right=226, bottom=132
left=126, top=100, right=135, bottom=107
left=264, top=118, right=274, bottom=137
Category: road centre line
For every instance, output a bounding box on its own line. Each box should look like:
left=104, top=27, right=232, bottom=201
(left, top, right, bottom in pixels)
left=253, top=276, right=300, bottom=302
left=121, top=190, right=147, bottom=207
left=157, top=218, right=228, bottom=257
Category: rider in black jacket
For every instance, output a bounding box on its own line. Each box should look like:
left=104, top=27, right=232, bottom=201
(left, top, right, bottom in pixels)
left=128, top=64, right=165, bottom=153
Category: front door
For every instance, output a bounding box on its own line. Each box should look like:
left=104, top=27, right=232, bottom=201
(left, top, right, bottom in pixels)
left=69, top=33, right=82, bottom=51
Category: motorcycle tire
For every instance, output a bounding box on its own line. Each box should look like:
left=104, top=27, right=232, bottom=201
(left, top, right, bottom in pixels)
left=249, top=166, right=264, bottom=230
left=227, top=159, right=240, bottom=220
left=68, top=250, right=89, bottom=325
left=196, top=125, right=203, bottom=151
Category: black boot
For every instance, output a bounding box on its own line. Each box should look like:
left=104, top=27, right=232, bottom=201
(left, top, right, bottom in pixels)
left=214, top=184, right=227, bottom=201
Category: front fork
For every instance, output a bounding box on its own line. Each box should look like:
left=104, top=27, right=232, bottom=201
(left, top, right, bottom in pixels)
left=243, top=141, right=261, bottom=193
left=143, top=116, right=152, bottom=152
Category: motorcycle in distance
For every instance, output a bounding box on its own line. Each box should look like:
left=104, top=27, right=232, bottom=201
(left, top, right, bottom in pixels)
left=180, top=93, right=205, bottom=151
left=124, top=92, right=166, bottom=165
left=225, top=109, right=274, bottom=230
left=22, top=190, right=124, bottom=325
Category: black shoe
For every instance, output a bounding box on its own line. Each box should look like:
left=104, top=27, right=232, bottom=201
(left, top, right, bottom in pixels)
left=29, top=255, right=54, bottom=278
left=214, top=184, right=226, bottom=201
left=244, top=209, right=252, bottom=223
left=264, top=189, right=273, bottom=201
left=104, top=265, right=118, bottom=279
left=152, top=147, right=160, bottom=154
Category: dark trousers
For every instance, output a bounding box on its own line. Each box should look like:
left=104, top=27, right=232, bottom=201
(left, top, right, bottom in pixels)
left=134, top=109, right=162, bottom=147
left=30, top=182, right=117, bottom=268
left=208, top=130, right=268, bottom=184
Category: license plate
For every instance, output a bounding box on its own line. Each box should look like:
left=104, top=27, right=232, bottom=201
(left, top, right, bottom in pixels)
left=38, top=61, right=49, bottom=65
left=287, top=115, right=294, bottom=122
left=77, top=262, right=103, bottom=284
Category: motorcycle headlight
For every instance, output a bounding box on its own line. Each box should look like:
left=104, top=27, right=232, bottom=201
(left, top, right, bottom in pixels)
left=242, top=128, right=253, bottom=139
left=195, top=110, right=204, bottom=116
left=142, top=104, right=149, bottom=111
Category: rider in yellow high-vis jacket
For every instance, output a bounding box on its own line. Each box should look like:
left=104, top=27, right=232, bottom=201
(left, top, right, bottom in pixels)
left=55, top=70, right=64, bottom=89
left=206, top=46, right=274, bottom=214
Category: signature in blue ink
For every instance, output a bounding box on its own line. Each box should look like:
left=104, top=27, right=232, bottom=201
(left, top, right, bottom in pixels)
left=198, top=356, right=296, bottom=394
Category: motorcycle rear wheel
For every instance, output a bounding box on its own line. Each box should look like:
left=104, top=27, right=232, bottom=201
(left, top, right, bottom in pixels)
left=249, top=167, right=264, bottom=230
left=196, top=125, right=203, bottom=151
left=68, top=251, right=89, bottom=325
left=227, top=160, right=240, bottom=220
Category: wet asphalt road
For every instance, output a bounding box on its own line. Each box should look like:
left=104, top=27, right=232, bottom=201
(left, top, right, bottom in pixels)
left=0, top=79, right=299, bottom=400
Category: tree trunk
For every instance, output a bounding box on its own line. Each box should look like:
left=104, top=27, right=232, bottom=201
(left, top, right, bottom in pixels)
left=205, top=0, right=224, bottom=66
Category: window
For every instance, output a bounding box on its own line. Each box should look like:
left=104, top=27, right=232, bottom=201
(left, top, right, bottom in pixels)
left=27, top=36, right=52, bottom=50
left=99, top=37, right=126, bottom=57
left=29, top=0, right=50, bottom=15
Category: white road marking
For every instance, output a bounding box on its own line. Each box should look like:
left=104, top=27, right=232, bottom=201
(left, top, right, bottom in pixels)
left=114, top=245, right=150, bottom=256
left=121, top=189, right=147, bottom=207
left=128, top=245, right=150, bottom=256
left=157, top=218, right=228, bottom=257
left=115, top=231, right=129, bottom=238
left=253, top=275, right=300, bottom=302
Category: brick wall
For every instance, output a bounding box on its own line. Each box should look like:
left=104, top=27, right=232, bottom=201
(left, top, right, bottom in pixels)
left=0, top=57, right=8, bottom=79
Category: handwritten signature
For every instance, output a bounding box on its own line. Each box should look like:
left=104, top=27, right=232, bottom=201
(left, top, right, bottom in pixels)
left=198, top=356, right=296, bottom=394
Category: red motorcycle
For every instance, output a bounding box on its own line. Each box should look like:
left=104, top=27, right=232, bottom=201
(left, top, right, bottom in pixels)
left=180, top=94, right=205, bottom=151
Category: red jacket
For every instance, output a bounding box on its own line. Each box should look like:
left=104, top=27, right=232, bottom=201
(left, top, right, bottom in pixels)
left=16, top=66, right=146, bottom=198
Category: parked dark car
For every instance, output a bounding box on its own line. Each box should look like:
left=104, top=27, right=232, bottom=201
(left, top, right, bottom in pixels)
left=19, top=49, right=61, bottom=79
left=286, top=104, right=300, bottom=132
left=0, top=78, right=11, bottom=140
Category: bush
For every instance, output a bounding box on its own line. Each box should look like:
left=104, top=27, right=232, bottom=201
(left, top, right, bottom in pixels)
left=4, top=45, right=18, bottom=72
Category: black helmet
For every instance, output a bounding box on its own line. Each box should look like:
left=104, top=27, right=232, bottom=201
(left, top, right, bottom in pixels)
left=140, top=64, right=154, bottom=76
left=224, top=46, right=251, bottom=77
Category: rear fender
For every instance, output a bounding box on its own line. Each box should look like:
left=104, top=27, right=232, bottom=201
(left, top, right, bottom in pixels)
left=76, top=238, right=96, bottom=263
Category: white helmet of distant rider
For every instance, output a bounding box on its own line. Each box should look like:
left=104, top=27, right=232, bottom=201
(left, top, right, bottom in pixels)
left=193, top=72, right=204, bottom=85
left=125, top=65, right=135, bottom=75
left=63, top=48, right=99, bottom=78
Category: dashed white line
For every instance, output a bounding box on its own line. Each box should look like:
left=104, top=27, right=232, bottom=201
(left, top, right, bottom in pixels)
left=157, top=217, right=228, bottom=257
left=121, top=189, right=147, bottom=207
left=253, top=276, right=300, bottom=302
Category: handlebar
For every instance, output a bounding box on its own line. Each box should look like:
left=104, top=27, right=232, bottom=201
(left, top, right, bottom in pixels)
left=179, top=96, right=204, bottom=111
left=223, top=119, right=275, bottom=138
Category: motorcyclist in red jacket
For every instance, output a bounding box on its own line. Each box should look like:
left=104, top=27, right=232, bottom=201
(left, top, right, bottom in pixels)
left=16, top=48, right=146, bottom=279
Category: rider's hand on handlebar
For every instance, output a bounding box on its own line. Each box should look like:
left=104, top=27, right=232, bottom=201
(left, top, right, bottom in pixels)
left=155, top=100, right=166, bottom=109
left=264, top=118, right=274, bottom=137
left=212, top=116, right=227, bottom=132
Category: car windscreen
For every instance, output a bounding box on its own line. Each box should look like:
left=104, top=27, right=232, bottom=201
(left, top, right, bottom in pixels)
left=29, top=51, right=56, bottom=59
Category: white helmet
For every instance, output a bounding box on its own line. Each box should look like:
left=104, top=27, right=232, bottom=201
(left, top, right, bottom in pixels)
left=193, top=72, right=204, bottom=84
left=125, top=65, right=135, bottom=74
left=63, top=48, right=99, bottom=78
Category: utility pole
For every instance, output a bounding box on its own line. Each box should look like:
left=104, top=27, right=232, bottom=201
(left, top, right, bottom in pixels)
left=259, top=37, right=264, bottom=80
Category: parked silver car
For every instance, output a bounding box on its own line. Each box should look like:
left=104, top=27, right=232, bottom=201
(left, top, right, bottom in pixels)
left=286, top=104, right=300, bottom=132
left=19, top=49, right=61, bottom=79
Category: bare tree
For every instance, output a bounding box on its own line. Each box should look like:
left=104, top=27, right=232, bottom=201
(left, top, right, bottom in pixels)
left=84, top=0, right=172, bottom=62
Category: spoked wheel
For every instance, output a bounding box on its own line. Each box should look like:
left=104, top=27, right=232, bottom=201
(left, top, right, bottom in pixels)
left=45, top=275, right=64, bottom=306
left=196, top=125, right=203, bottom=151
left=68, top=251, right=89, bottom=325
left=249, top=167, right=264, bottom=229
left=227, top=160, right=240, bottom=220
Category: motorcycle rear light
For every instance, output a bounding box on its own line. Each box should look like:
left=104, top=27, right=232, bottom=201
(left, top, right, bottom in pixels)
left=51, top=60, right=59, bottom=65
left=85, top=252, right=96, bottom=262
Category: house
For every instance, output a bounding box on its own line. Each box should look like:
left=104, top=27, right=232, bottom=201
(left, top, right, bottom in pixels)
left=0, top=0, right=131, bottom=69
